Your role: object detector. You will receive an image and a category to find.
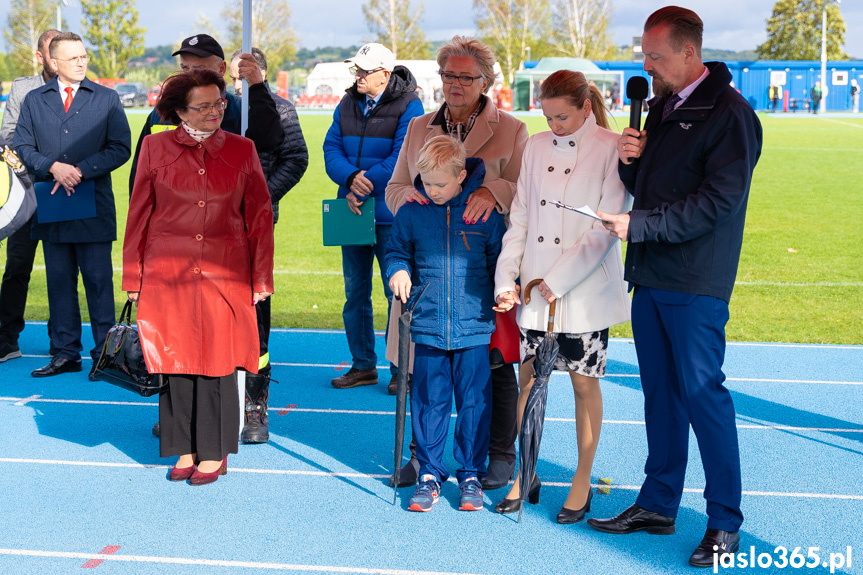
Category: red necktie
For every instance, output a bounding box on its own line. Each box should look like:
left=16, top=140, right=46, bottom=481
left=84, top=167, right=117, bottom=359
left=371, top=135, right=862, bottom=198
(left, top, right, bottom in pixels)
left=64, top=86, right=74, bottom=113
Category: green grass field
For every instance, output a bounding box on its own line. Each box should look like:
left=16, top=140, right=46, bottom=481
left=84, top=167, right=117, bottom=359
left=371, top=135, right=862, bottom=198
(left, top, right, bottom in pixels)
left=3, top=111, right=862, bottom=344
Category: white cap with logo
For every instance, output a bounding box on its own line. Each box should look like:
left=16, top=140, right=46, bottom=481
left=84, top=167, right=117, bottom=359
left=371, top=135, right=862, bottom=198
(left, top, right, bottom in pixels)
left=345, top=43, right=395, bottom=72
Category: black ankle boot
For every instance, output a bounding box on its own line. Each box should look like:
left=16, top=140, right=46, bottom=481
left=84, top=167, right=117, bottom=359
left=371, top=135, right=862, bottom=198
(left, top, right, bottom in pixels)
left=241, top=369, right=271, bottom=444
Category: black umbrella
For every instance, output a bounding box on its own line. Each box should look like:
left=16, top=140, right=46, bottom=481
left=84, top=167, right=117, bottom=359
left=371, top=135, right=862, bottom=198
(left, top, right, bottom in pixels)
left=392, top=283, right=428, bottom=505
left=516, top=279, right=560, bottom=522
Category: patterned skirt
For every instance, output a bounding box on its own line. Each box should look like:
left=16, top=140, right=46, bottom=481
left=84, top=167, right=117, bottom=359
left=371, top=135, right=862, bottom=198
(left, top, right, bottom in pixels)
left=519, top=327, right=609, bottom=378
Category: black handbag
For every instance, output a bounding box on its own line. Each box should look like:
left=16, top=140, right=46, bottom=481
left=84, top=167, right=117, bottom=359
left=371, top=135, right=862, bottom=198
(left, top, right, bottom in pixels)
left=92, top=300, right=165, bottom=397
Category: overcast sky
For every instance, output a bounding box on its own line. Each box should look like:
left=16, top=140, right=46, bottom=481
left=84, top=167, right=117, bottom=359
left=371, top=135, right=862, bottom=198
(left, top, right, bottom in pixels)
left=2, top=0, right=861, bottom=59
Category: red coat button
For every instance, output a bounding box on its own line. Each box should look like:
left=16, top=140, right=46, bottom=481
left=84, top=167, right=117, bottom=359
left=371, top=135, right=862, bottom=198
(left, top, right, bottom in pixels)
left=193, top=268, right=201, bottom=274
left=195, top=234, right=203, bottom=241
left=198, top=169, right=206, bottom=175
left=198, top=201, right=205, bottom=207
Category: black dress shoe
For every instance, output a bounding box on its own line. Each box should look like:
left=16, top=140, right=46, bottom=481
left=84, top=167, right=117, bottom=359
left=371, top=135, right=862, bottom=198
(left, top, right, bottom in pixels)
left=557, top=488, right=593, bottom=524
left=482, top=459, right=515, bottom=490
left=389, top=455, right=419, bottom=487
left=31, top=357, right=82, bottom=378
left=494, top=476, right=541, bottom=514
left=689, top=529, right=740, bottom=568
left=586, top=504, right=675, bottom=535
left=152, top=422, right=160, bottom=437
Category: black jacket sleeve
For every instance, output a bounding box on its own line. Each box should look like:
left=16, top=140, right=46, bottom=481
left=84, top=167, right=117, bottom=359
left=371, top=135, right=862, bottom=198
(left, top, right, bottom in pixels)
left=267, top=100, right=308, bottom=204
left=128, top=112, right=154, bottom=198
left=246, top=82, right=285, bottom=153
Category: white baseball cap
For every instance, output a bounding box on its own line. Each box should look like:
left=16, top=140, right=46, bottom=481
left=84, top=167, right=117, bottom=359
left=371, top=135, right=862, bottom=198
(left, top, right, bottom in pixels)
left=345, top=43, right=395, bottom=72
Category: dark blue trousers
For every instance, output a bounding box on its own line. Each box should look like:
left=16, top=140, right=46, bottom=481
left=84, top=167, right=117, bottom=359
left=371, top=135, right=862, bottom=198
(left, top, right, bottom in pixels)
left=412, top=343, right=492, bottom=484
left=632, top=286, right=743, bottom=532
left=42, top=240, right=115, bottom=361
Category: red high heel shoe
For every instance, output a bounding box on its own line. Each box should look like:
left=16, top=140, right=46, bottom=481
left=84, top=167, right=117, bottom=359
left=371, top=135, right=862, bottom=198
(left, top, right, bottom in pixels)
left=189, top=457, right=228, bottom=486
left=168, top=460, right=196, bottom=482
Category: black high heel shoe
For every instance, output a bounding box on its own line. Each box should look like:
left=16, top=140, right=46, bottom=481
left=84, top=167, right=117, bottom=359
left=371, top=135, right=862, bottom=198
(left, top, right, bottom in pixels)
left=556, top=487, right=593, bottom=524
left=494, top=476, right=541, bottom=514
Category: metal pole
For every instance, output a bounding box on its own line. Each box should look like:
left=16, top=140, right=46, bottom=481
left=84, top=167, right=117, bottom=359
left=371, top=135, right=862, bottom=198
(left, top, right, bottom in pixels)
left=821, top=4, right=828, bottom=113
left=58, top=0, right=69, bottom=30
left=241, top=0, right=252, bottom=136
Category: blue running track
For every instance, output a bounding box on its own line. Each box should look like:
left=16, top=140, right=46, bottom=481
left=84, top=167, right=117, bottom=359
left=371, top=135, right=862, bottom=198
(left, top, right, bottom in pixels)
left=1, top=323, right=861, bottom=574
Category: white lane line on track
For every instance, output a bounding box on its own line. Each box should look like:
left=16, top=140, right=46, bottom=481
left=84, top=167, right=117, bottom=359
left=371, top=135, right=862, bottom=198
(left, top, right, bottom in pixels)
left=0, top=395, right=858, bottom=430
left=16, top=325, right=863, bottom=350
left=15, top=358, right=861, bottom=384
left=2, top=397, right=862, bottom=432
left=0, top=460, right=860, bottom=501
left=0, top=549, right=482, bottom=575
left=601, top=374, right=863, bottom=385
left=12, top=394, right=41, bottom=406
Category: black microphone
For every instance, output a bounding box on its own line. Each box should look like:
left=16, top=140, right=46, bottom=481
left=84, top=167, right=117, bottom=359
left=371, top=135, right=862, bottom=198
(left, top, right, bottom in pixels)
left=627, top=76, right=649, bottom=130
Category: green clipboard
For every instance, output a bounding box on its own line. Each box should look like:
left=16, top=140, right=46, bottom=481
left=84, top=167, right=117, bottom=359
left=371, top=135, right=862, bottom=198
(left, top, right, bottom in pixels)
left=322, top=197, right=376, bottom=246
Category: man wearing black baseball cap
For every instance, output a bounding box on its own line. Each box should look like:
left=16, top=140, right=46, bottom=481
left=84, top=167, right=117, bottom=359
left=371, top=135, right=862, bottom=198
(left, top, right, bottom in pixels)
left=128, top=34, right=284, bottom=199
left=131, top=34, right=285, bottom=441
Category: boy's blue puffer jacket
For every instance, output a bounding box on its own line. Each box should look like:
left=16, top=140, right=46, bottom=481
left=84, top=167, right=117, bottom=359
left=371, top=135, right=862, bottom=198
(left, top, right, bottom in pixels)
left=385, top=158, right=506, bottom=350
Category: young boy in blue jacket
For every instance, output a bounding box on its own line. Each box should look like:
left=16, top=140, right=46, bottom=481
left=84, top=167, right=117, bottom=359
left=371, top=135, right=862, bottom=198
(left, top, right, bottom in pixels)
left=386, top=135, right=506, bottom=512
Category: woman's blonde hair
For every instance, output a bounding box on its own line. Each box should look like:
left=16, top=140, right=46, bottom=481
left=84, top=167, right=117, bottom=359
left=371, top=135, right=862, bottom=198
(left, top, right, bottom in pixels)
left=539, top=70, right=610, bottom=130
left=416, top=135, right=467, bottom=177
left=436, top=36, right=496, bottom=94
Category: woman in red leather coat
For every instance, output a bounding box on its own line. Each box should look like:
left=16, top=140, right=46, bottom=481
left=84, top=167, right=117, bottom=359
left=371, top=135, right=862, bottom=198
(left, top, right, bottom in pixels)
left=122, top=69, right=274, bottom=485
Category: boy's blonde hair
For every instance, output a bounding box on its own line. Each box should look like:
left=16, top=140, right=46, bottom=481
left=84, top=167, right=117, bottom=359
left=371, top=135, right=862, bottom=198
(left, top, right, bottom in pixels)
left=416, top=135, right=467, bottom=177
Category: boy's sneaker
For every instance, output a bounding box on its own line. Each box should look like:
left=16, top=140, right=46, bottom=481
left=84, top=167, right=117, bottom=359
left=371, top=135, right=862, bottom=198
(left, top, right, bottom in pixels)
left=0, top=342, right=22, bottom=363
left=408, top=474, right=440, bottom=512
left=459, top=476, right=484, bottom=511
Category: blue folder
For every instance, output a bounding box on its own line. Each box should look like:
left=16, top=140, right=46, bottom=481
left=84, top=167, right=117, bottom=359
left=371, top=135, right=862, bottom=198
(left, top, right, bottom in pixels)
left=34, top=179, right=96, bottom=223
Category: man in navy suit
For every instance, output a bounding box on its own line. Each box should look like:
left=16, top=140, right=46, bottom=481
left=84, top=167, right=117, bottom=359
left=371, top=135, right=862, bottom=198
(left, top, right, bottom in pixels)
left=590, top=7, right=762, bottom=568
left=14, top=32, right=131, bottom=377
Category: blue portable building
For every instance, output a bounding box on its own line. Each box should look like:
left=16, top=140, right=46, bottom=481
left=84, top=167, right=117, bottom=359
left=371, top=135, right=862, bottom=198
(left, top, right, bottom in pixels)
left=590, top=60, right=863, bottom=112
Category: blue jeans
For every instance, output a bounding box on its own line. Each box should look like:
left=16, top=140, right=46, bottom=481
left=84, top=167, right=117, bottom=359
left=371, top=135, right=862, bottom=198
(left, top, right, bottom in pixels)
left=341, top=225, right=395, bottom=375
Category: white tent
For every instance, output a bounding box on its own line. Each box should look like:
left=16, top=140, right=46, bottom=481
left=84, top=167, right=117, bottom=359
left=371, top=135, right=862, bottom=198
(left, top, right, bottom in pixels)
left=306, top=60, right=505, bottom=109
left=306, top=60, right=444, bottom=109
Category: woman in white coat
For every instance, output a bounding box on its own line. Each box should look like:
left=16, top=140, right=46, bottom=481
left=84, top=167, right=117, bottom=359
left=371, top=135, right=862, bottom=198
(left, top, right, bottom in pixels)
left=493, top=70, right=631, bottom=523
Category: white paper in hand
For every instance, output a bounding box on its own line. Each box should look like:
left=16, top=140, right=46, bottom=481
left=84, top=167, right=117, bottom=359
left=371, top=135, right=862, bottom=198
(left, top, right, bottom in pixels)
left=549, top=200, right=603, bottom=221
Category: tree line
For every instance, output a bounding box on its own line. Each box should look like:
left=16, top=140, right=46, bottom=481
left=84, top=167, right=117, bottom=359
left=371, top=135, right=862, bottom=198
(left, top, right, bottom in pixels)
left=0, top=0, right=850, bottom=85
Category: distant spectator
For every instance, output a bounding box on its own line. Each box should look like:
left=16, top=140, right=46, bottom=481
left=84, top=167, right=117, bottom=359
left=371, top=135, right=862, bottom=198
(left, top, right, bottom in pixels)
left=810, top=81, right=822, bottom=113
left=851, top=79, right=859, bottom=113
left=768, top=84, right=779, bottom=112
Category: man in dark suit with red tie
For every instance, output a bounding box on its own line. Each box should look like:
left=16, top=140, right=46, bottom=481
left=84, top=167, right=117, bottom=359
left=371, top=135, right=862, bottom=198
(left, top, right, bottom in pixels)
left=13, top=32, right=131, bottom=377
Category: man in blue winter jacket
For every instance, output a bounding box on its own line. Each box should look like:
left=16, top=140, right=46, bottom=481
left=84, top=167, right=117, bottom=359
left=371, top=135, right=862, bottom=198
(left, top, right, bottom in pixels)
left=324, top=43, right=424, bottom=391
